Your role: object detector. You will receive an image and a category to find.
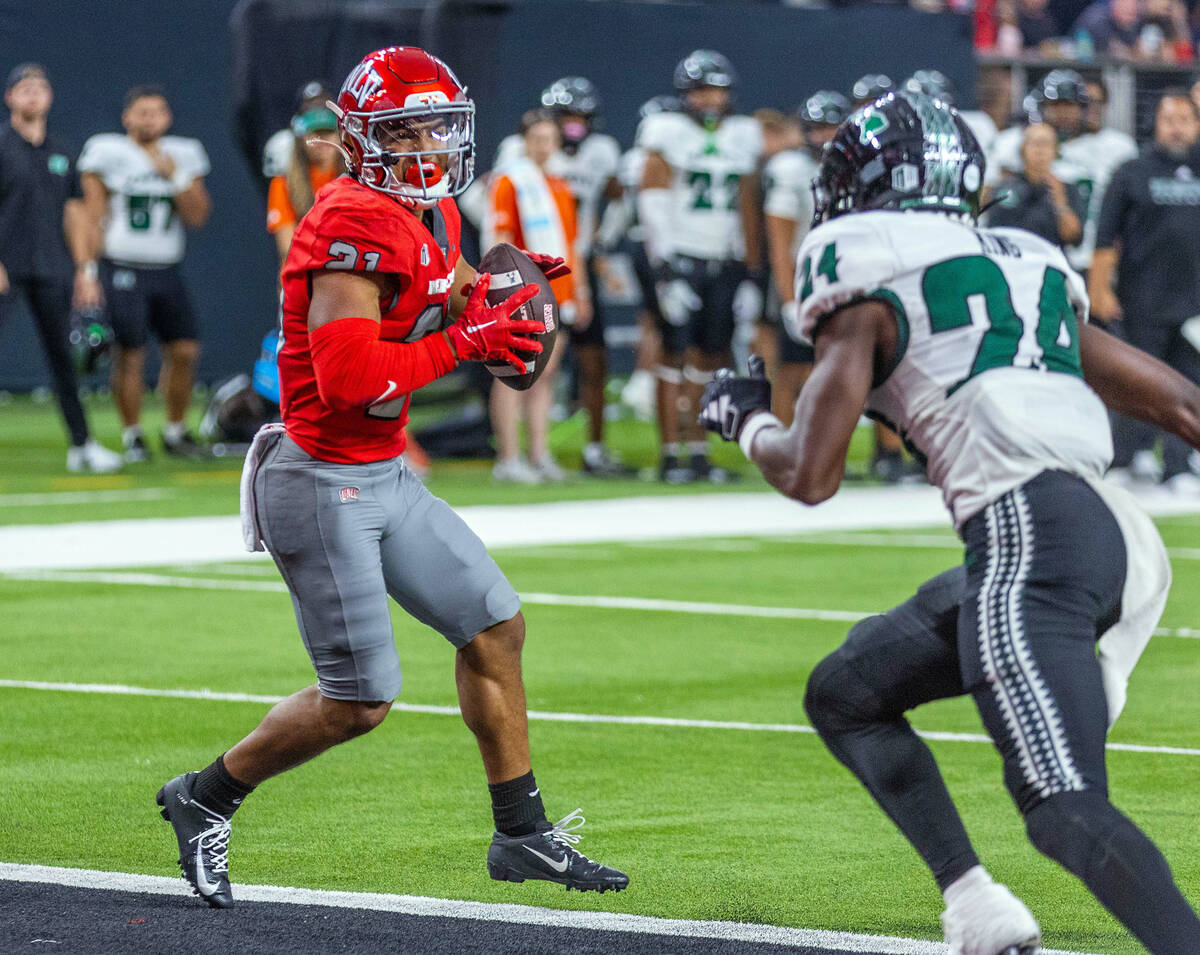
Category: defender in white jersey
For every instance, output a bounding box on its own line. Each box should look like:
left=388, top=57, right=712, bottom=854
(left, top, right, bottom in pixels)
left=79, top=85, right=210, bottom=461
left=701, top=91, right=1200, bottom=953
left=637, top=50, right=763, bottom=483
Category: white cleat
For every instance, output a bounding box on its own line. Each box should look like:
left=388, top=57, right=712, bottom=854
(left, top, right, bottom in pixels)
left=942, top=870, right=1041, bottom=955
left=66, top=439, right=123, bottom=473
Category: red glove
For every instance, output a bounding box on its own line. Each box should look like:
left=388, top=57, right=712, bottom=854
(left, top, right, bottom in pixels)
left=445, top=273, right=544, bottom=372
left=521, top=250, right=571, bottom=281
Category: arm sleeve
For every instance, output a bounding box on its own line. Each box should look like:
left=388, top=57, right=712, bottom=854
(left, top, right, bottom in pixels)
left=309, top=317, right=457, bottom=411
left=1095, top=162, right=1132, bottom=250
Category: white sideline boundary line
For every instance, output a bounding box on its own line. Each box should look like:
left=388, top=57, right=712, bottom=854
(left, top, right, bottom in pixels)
left=4, top=568, right=1199, bottom=639
left=2, top=679, right=1198, bottom=758
left=0, top=863, right=1098, bottom=955
left=0, top=488, right=174, bottom=506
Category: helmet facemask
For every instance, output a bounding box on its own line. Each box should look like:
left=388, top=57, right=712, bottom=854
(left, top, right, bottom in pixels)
left=337, top=100, right=475, bottom=207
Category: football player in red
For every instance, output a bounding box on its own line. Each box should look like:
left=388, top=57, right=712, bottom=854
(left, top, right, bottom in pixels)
left=156, top=46, right=628, bottom=907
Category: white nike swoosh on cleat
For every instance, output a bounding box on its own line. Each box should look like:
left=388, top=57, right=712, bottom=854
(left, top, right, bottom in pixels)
left=465, top=321, right=497, bottom=334
left=194, top=844, right=221, bottom=896
left=527, top=788, right=539, bottom=797
left=523, top=845, right=569, bottom=873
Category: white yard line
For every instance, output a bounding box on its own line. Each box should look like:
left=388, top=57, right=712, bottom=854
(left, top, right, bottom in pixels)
left=5, top=569, right=1199, bottom=639
left=0, top=863, right=1101, bottom=955
left=1, top=678, right=1197, bottom=758
left=791, top=530, right=1200, bottom=561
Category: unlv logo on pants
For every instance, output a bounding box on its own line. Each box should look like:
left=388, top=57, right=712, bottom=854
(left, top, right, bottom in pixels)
left=343, top=63, right=383, bottom=108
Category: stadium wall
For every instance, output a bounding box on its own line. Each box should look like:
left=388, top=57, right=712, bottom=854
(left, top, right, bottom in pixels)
left=0, top=0, right=973, bottom=392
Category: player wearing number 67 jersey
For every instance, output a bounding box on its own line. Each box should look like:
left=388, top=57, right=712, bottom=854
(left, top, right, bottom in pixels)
left=154, top=46, right=627, bottom=912
left=701, top=91, right=1200, bottom=953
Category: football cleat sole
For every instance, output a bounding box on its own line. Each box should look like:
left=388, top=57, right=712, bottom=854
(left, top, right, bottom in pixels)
left=487, top=862, right=626, bottom=893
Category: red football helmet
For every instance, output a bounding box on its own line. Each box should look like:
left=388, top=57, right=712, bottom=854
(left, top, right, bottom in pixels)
left=332, top=47, right=475, bottom=206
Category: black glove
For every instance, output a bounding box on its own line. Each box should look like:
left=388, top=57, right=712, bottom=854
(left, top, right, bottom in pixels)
left=698, top=354, right=772, bottom=442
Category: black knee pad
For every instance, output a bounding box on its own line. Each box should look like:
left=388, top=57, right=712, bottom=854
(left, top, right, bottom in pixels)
left=1025, top=790, right=1124, bottom=874
left=804, top=622, right=888, bottom=736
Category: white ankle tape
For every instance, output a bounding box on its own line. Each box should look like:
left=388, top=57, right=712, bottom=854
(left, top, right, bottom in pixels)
left=655, top=365, right=684, bottom=385
left=682, top=365, right=713, bottom=385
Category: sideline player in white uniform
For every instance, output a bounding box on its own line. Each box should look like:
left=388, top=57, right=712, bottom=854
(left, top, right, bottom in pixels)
left=701, top=91, right=1200, bottom=953
left=79, top=85, right=210, bottom=461
left=986, top=70, right=1136, bottom=274
left=491, top=78, right=628, bottom=475
left=762, top=90, right=846, bottom=423
left=637, top=49, right=762, bottom=483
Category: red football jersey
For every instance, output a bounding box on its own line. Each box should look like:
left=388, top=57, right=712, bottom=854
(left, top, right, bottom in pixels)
left=278, top=176, right=462, bottom=463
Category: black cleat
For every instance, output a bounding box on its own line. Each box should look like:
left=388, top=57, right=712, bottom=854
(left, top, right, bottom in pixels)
left=162, top=430, right=207, bottom=459
left=689, top=453, right=739, bottom=485
left=581, top=446, right=637, bottom=478
left=487, top=809, right=629, bottom=893
left=124, top=433, right=151, bottom=464
left=156, top=772, right=235, bottom=908
left=659, top=454, right=695, bottom=485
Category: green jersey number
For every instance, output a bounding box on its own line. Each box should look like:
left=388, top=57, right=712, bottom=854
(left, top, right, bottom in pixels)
left=797, top=241, right=840, bottom=302
left=687, top=170, right=740, bottom=211
left=128, top=194, right=176, bottom=231
left=921, top=255, right=1081, bottom=394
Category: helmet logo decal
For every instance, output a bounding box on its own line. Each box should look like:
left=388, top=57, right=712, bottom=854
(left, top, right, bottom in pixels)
left=405, top=91, right=450, bottom=108
left=344, top=63, right=383, bottom=108
left=858, top=111, right=889, bottom=145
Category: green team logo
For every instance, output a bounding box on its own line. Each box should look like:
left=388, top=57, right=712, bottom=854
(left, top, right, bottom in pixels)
left=47, top=153, right=69, bottom=176
left=858, top=111, right=889, bottom=145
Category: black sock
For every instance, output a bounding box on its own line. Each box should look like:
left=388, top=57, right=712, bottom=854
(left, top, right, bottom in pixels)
left=488, top=771, right=547, bottom=836
left=191, top=754, right=255, bottom=817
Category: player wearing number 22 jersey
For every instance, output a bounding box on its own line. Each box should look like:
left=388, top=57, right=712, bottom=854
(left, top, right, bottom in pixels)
left=701, top=91, right=1200, bottom=953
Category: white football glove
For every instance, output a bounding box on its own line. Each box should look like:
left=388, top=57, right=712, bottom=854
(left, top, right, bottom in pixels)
left=656, top=278, right=702, bottom=327
left=732, top=278, right=764, bottom=325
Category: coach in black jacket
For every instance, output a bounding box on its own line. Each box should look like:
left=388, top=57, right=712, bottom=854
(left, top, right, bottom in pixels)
left=1089, top=88, right=1200, bottom=491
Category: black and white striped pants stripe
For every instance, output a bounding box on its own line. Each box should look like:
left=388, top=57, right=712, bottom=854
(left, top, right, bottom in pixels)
left=959, top=470, right=1126, bottom=814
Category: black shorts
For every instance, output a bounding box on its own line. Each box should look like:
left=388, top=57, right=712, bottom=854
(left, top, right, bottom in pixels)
left=569, top=254, right=606, bottom=348
left=778, top=324, right=814, bottom=364
left=659, top=254, right=745, bottom=357
left=630, top=241, right=663, bottom=324
left=101, top=260, right=197, bottom=348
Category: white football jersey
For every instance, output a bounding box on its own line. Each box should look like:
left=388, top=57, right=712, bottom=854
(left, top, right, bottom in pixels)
left=636, top=111, right=763, bottom=261
left=1059, top=128, right=1138, bottom=270
left=78, top=133, right=210, bottom=265
left=795, top=210, right=1112, bottom=527
left=762, top=148, right=819, bottom=258
left=493, top=131, right=620, bottom=256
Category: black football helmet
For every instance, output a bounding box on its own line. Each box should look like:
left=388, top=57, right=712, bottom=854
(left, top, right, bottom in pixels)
left=673, top=50, right=736, bottom=93
left=798, top=90, right=851, bottom=128
left=812, top=91, right=985, bottom=227
left=541, top=76, right=600, bottom=118
left=903, top=69, right=956, bottom=106
left=851, top=73, right=893, bottom=106
left=1039, top=69, right=1089, bottom=106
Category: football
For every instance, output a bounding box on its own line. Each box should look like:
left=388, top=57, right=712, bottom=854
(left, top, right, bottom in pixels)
left=477, top=243, right=559, bottom=391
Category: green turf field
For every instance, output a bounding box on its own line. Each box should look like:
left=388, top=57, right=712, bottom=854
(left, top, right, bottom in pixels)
left=2, top=395, right=1199, bottom=952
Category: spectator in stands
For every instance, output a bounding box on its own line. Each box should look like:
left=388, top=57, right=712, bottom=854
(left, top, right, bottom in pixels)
left=484, top=111, right=586, bottom=483
left=265, top=105, right=343, bottom=262
left=0, top=64, right=122, bottom=473
left=1090, top=89, right=1200, bottom=492
left=1073, top=0, right=1144, bottom=59
left=984, top=123, right=1085, bottom=247
left=262, top=81, right=331, bottom=181
left=79, top=85, right=211, bottom=461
